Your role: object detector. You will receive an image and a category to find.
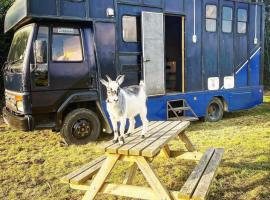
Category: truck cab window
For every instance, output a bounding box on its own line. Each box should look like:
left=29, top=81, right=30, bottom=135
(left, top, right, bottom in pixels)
left=222, top=7, right=233, bottom=33
left=52, top=28, right=83, bottom=62
left=122, top=16, right=141, bottom=42
left=237, top=9, right=247, bottom=34
left=206, top=5, right=217, bottom=32
left=34, top=26, right=49, bottom=87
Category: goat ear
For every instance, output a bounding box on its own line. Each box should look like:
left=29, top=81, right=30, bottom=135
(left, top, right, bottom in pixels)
left=100, top=79, right=109, bottom=87
left=105, top=75, right=112, bottom=82
left=116, top=75, right=125, bottom=86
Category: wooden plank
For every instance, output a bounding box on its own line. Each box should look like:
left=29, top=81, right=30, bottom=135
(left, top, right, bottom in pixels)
left=167, top=151, right=203, bottom=161
left=161, top=144, right=171, bottom=159
left=123, top=163, right=138, bottom=185
left=178, top=148, right=215, bottom=200
left=103, top=122, right=160, bottom=153
left=191, top=149, right=224, bottom=200
left=117, top=121, right=167, bottom=155
left=82, top=154, right=120, bottom=200
left=61, top=156, right=106, bottom=184
left=129, top=121, right=180, bottom=156
left=105, top=121, right=163, bottom=154
left=102, top=121, right=157, bottom=150
left=142, top=121, right=190, bottom=158
left=135, top=156, right=172, bottom=200
left=118, top=121, right=172, bottom=156
left=178, top=131, right=196, bottom=152
left=70, top=161, right=104, bottom=185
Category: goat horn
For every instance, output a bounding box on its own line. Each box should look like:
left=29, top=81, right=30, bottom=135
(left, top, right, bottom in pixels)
left=106, top=75, right=112, bottom=82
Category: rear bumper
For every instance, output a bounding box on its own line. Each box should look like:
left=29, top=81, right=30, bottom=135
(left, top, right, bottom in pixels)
left=2, top=107, right=33, bottom=131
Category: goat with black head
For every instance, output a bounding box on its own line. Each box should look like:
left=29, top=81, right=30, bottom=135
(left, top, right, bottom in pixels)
left=100, top=75, right=148, bottom=145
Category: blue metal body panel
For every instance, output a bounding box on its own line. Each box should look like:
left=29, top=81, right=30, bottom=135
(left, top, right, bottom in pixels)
left=4, top=0, right=265, bottom=131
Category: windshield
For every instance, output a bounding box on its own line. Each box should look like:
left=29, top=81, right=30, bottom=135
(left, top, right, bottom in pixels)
left=7, top=25, right=33, bottom=68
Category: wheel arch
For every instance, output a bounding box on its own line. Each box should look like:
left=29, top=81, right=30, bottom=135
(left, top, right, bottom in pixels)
left=56, top=91, right=112, bottom=133
left=213, top=96, right=228, bottom=112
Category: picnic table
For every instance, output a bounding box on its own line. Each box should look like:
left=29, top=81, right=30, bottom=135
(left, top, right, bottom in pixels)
left=61, top=121, right=224, bottom=200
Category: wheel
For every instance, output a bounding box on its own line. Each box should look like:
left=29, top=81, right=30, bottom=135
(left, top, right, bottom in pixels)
left=60, top=108, right=101, bottom=145
left=205, top=98, right=224, bottom=122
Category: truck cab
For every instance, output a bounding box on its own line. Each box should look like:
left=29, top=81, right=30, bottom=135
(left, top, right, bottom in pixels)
left=3, top=0, right=115, bottom=144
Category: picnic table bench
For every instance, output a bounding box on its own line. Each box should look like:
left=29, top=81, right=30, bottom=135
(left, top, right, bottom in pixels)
left=61, top=121, right=224, bottom=200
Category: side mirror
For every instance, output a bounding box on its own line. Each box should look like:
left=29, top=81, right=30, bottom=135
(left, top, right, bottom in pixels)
left=34, top=40, right=47, bottom=64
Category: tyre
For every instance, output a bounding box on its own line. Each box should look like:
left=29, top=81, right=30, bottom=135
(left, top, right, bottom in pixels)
left=61, top=108, right=101, bottom=145
left=205, top=98, right=224, bottom=122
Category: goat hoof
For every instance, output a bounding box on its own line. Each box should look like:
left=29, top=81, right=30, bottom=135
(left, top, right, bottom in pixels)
left=141, top=135, right=145, bottom=139
left=113, top=140, right=118, bottom=144
left=126, top=133, right=131, bottom=137
left=119, top=137, right=125, bottom=145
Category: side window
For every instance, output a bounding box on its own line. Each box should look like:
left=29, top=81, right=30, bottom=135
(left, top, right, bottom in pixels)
left=52, top=28, right=83, bottom=62
left=206, top=5, right=217, bottom=32
left=34, top=26, right=49, bottom=87
left=237, top=9, right=247, bottom=34
left=222, top=7, right=233, bottom=33
left=122, top=16, right=141, bottom=42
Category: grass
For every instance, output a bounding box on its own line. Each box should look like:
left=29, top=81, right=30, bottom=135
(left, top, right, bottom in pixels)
left=0, top=94, right=270, bottom=200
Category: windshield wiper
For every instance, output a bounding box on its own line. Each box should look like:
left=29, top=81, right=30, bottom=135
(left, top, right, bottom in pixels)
left=4, top=59, right=23, bottom=73
left=9, top=58, right=23, bottom=65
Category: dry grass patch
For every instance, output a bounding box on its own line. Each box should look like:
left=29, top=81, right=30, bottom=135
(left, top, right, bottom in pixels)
left=0, top=94, right=269, bottom=200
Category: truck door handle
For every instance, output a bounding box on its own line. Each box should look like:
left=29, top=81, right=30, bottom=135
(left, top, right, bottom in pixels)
left=143, top=58, right=151, bottom=62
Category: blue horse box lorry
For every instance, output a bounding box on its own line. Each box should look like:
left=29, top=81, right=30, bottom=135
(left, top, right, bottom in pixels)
left=2, top=0, right=265, bottom=144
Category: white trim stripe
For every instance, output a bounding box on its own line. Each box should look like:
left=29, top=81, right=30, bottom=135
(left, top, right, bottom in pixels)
left=250, top=47, right=261, bottom=59
left=236, top=47, right=261, bottom=75
left=236, top=60, right=248, bottom=74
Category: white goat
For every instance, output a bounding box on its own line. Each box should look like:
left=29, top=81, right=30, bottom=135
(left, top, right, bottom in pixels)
left=100, top=75, right=148, bottom=145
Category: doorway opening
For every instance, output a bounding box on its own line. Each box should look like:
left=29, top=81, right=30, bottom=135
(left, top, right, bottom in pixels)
left=165, top=15, right=184, bottom=93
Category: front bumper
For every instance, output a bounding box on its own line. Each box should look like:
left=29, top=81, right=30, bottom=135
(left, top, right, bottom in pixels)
left=2, top=107, right=33, bottom=131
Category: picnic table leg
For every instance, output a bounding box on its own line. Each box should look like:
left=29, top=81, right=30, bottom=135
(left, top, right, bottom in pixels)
left=135, top=156, right=172, bottom=200
left=161, top=144, right=171, bottom=159
left=178, top=131, right=196, bottom=152
left=123, top=163, right=138, bottom=185
left=82, top=154, right=120, bottom=200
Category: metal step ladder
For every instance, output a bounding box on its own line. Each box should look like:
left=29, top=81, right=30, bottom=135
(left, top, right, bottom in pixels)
left=167, top=99, right=199, bottom=121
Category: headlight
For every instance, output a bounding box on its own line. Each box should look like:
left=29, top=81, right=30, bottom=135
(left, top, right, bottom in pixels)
left=16, top=101, right=24, bottom=112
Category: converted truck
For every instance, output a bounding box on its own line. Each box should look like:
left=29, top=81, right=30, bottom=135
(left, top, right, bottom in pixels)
left=2, top=0, right=265, bottom=144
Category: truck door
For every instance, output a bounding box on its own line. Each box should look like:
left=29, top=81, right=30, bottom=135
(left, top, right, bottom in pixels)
left=142, top=12, right=165, bottom=96
left=31, top=26, right=91, bottom=114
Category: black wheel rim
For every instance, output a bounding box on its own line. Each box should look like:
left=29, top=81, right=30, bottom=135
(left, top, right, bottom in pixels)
left=208, top=103, right=221, bottom=120
left=72, top=119, right=92, bottom=139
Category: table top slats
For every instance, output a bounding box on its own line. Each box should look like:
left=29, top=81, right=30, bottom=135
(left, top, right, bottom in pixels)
left=101, top=121, right=191, bottom=158
left=104, top=121, right=161, bottom=154
left=102, top=121, right=157, bottom=152
left=142, top=121, right=190, bottom=157
left=117, top=121, right=169, bottom=155
left=129, top=121, right=181, bottom=156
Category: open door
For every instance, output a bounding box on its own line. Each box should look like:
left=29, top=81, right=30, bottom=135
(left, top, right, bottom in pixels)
left=142, top=12, right=165, bottom=96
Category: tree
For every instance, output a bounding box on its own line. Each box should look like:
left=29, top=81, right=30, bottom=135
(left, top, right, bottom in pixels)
left=0, top=0, right=14, bottom=102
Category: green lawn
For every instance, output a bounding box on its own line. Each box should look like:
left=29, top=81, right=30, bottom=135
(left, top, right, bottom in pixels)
left=0, top=95, right=270, bottom=200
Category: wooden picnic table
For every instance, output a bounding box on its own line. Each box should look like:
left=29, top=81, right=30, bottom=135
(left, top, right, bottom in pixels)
left=61, top=121, right=224, bottom=200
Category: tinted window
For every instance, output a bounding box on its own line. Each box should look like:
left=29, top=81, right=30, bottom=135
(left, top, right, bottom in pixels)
left=222, top=7, right=233, bottom=33
left=237, top=9, right=247, bottom=34
left=206, top=5, right=217, bottom=32
left=52, top=28, right=83, bottom=62
left=122, top=16, right=141, bottom=42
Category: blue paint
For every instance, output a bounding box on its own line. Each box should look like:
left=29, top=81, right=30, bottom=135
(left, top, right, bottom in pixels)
left=235, top=62, right=248, bottom=88
left=102, top=86, right=263, bottom=129
left=249, top=50, right=261, bottom=86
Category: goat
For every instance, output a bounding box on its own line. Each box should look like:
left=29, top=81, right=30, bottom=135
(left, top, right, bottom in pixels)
left=100, top=75, right=148, bottom=145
